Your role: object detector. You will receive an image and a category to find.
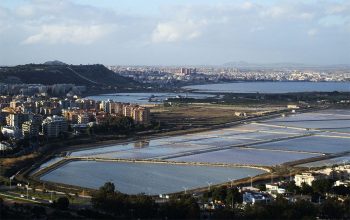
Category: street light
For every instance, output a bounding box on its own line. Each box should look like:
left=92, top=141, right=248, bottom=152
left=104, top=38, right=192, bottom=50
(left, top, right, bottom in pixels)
left=9, top=175, right=14, bottom=189
left=26, top=182, right=30, bottom=199
left=228, top=178, right=234, bottom=188
left=182, top=186, right=188, bottom=194
left=206, top=181, right=212, bottom=191
left=271, top=172, right=273, bottom=184
left=342, top=160, right=348, bottom=167
left=248, top=175, right=253, bottom=187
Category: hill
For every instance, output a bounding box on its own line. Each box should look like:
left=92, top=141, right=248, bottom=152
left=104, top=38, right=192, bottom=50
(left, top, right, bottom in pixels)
left=0, top=63, right=139, bottom=89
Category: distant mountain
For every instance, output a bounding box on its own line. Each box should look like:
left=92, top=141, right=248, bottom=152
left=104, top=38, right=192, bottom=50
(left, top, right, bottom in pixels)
left=222, top=61, right=350, bottom=70
left=0, top=63, right=139, bottom=88
left=43, top=60, right=67, bottom=66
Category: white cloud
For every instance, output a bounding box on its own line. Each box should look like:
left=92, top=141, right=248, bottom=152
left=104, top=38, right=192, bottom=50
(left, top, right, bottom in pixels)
left=326, top=4, right=350, bottom=14
left=22, top=24, right=112, bottom=45
left=307, top=28, right=318, bottom=36
left=250, top=26, right=265, bottom=33
left=261, top=6, right=286, bottom=18
left=1, top=0, right=350, bottom=65
left=152, top=20, right=206, bottom=43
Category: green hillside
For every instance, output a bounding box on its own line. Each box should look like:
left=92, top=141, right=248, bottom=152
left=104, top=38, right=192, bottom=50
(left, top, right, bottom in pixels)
left=0, top=63, right=139, bottom=89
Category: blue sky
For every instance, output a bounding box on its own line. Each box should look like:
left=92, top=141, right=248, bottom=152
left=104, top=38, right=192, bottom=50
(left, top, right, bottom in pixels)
left=0, top=0, right=349, bottom=65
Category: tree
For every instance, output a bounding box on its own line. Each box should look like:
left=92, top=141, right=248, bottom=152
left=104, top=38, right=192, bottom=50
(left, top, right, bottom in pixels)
left=53, top=197, right=69, bottom=210
left=332, top=185, right=350, bottom=196
left=320, top=198, right=344, bottom=219
left=257, top=184, right=266, bottom=191
left=100, top=182, right=115, bottom=194
left=160, top=195, right=200, bottom=219
left=31, top=206, right=46, bottom=218
left=211, top=186, right=227, bottom=201
left=300, top=182, right=313, bottom=195
left=226, top=187, right=242, bottom=207
left=312, top=179, right=334, bottom=194
left=285, top=181, right=300, bottom=194
left=291, top=199, right=317, bottom=219
left=131, top=194, right=158, bottom=218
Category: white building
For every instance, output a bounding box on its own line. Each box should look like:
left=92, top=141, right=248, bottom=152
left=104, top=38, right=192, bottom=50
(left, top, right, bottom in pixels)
left=294, top=172, right=325, bottom=186
left=42, top=115, right=68, bottom=138
left=265, top=183, right=286, bottom=194
left=0, top=142, right=12, bottom=151
left=1, top=126, right=22, bottom=139
left=77, top=114, right=89, bottom=124
left=243, top=192, right=271, bottom=204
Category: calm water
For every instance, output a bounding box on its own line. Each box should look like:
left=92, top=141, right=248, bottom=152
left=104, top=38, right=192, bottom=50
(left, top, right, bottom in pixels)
left=297, top=155, right=350, bottom=168
left=184, top=81, right=350, bottom=93
left=40, top=161, right=265, bottom=195
left=171, top=148, right=320, bottom=166
left=87, top=92, right=214, bottom=104
left=67, top=109, right=350, bottom=161
left=252, top=136, right=350, bottom=153
left=38, top=109, right=350, bottom=192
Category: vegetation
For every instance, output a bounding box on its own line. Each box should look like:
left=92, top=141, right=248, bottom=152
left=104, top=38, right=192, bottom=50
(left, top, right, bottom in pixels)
left=88, top=115, right=160, bottom=136
left=53, top=197, right=70, bottom=210
left=91, top=182, right=200, bottom=219
left=0, top=64, right=139, bottom=89
left=89, top=115, right=134, bottom=134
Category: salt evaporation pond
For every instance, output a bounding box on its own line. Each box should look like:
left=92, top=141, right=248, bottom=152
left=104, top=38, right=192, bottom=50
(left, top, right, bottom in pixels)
left=40, top=161, right=265, bottom=195
left=251, top=136, right=350, bottom=153
left=297, top=155, right=350, bottom=168
left=170, top=148, right=321, bottom=166
left=38, top=109, right=350, bottom=193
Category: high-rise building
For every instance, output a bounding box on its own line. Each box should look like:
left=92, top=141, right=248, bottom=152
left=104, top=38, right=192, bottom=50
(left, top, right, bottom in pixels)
left=132, top=107, right=150, bottom=124
left=77, top=114, right=90, bottom=124
left=109, top=102, right=123, bottom=114
left=42, top=115, right=68, bottom=138
left=123, top=105, right=134, bottom=117
left=7, top=113, right=29, bottom=129
left=22, top=120, right=39, bottom=137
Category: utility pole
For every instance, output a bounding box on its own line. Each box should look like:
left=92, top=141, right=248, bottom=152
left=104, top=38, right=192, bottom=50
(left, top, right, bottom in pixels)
left=206, top=182, right=212, bottom=191
left=228, top=178, right=234, bottom=188
left=26, top=183, right=29, bottom=199
left=182, top=186, right=188, bottom=194
left=9, top=176, right=14, bottom=189
left=271, top=172, right=273, bottom=184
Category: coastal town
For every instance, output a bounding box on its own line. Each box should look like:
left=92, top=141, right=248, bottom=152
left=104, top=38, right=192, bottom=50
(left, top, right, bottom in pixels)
left=110, top=66, right=350, bottom=86
left=1, top=0, right=350, bottom=219
left=0, top=90, right=150, bottom=154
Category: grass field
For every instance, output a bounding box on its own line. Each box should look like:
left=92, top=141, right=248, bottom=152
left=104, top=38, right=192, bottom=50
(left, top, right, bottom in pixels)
left=151, top=103, right=285, bottom=127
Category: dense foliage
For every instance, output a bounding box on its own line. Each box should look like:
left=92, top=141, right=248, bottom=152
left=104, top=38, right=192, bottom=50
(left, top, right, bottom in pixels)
left=91, top=182, right=200, bottom=219
left=0, top=64, right=139, bottom=88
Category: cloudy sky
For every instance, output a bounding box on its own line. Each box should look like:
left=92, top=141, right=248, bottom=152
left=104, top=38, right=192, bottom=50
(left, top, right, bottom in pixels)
left=0, top=0, right=349, bottom=66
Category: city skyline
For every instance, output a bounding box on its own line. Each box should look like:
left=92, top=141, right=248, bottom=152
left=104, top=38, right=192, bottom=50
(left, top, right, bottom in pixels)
left=1, top=0, right=350, bottom=66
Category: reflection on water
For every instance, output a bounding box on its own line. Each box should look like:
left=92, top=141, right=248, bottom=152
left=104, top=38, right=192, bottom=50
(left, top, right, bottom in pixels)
left=39, top=109, right=350, bottom=194
left=87, top=92, right=215, bottom=104
left=184, top=81, right=350, bottom=93
left=40, top=161, right=265, bottom=195
left=134, top=139, right=150, bottom=148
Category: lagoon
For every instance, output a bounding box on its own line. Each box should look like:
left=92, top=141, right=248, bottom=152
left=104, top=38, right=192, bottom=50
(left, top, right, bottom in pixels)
left=87, top=92, right=214, bottom=104
left=184, top=81, right=350, bottom=93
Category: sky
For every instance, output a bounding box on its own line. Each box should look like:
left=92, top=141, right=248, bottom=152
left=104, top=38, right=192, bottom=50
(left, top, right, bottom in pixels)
left=0, top=0, right=349, bottom=66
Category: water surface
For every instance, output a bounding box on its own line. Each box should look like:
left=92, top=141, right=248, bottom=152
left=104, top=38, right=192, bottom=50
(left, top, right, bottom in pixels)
left=184, top=82, right=350, bottom=93
left=41, top=161, right=265, bottom=195
left=87, top=92, right=214, bottom=104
